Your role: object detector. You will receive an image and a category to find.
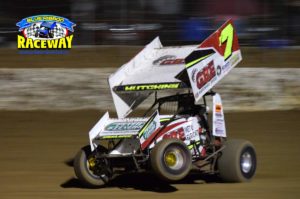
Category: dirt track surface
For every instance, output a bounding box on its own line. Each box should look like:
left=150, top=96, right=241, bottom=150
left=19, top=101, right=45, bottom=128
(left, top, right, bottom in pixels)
left=0, top=47, right=299, bottom=68
left=0, top=110, right=300, bottom=199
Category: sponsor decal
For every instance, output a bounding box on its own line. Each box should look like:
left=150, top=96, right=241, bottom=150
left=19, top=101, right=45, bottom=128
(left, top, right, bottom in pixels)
left=215, top=129, right=224, bottom=134
left=139, top=111, right=160, bottom=142
left=220, top=53, right=240, bottom=73
left=229, top=53, right=241, bottom=67
left=163, top=127, right=186, bottom=141
left=142, top=121, right=157, bottom=139
left=216, top=65, right=222, bottom=76
left=191, top=68, right=198, bottom=82
left=16, top=15, right=76, bottom=54
left=214, top=119, right=225, bottom=135
left=215, top=112, right=223, bottom=118
left=222, top=62, right=231, bottom=72
left=122, top=83, right=180, bottom=91
left=101, top=135, right=133, bottom=139
left=153, top=55, right=184, bottom=65
left=184, top=125, right=192, bottom=133
left=184, top=124, right=200, bottom=141
left=215, top=104, right=222, bottom=113
left=185, top=130, right=199, bottom=141
left=153, top=55, right=176, bottom=65
left=162, top=125, right=199, bottom=142
left=105, top=121, right=145, bottom=132
left=196, top=60, right=216, bottom=89
left=212, top=94, right=226, bottom=137
left=160, top=58, right=184, bottom=65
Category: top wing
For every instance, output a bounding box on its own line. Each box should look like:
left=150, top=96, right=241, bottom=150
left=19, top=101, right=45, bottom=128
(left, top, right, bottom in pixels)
left=109, top=19, right=242, bottom=118
left=109, top=37, right=196, bottom=118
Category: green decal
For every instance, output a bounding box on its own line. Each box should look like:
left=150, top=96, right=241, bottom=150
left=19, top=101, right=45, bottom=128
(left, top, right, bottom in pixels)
left=102, top=135, right=133, bottom=139
left=138, top=120, right=151, bottom=137
left=219, top=23, right=234, bottom=60
left=160, top=118, right=170, bottom=122
left=187, top=141, right=201, bottom=150
left=142, top=121, right=157, bottom=139
left=125, top=86, right=136, bottom=91
left=125, top=83, right=180, bottom=91
left=185, top=53, right=213, bottom=68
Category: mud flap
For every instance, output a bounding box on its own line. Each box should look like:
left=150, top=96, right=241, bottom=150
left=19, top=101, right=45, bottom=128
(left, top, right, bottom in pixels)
left=212, top=93, right=226, bottom=137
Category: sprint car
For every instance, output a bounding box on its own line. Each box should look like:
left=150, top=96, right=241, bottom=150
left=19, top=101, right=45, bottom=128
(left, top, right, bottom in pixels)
left=74, top=19, right=257, bottom=187
left=35, top=21, right=56, bottom=38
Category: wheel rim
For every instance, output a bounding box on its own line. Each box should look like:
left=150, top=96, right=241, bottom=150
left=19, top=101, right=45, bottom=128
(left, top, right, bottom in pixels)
left=164, top=148, right=184, bottom=170
left=165, top=152, right=177, bottom=167
left=241, top=151, right=253, bottom=174
left=86, top=156, right=100, bottom=178
left=88, top=157, right=96, bottom=168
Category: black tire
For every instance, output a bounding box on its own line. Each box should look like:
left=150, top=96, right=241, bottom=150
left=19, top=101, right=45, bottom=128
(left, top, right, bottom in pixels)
left=218, top=139, right=257, bottom=182
left=150, top=139, right=192, bottom=181
left=74, top=145, right=110, bottom=187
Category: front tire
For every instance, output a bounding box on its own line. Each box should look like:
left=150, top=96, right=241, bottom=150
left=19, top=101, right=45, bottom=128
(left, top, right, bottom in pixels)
left=150, top=139, right=192, bottom=181
left=218, top=139, right=257, bottom=182
left=74, top=145, right=110, bottom=187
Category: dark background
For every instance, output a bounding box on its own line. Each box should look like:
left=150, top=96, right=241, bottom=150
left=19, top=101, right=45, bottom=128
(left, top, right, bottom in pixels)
left=0, top=0, right=299, bottom=46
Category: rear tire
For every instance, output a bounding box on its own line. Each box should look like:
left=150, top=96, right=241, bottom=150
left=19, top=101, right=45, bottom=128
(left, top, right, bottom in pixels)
left=74, top=145, right=110, bottom=187
left=150, top=139, right=192, bottom=181
left=218, top=139, right=257, bottom=182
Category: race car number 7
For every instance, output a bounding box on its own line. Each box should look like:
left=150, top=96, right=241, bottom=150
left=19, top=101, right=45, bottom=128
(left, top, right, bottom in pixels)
left=219, top=23, right=234, bottom=60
